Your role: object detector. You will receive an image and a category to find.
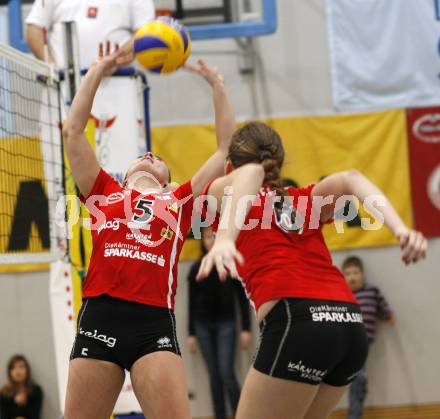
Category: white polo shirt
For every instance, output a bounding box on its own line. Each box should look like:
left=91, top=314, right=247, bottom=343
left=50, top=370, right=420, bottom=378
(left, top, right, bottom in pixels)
left=26, top=0, right=155, bottom=69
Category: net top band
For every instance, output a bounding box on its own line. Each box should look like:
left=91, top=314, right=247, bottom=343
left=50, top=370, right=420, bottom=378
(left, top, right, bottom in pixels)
left=0, top=42, right=59, bottom=81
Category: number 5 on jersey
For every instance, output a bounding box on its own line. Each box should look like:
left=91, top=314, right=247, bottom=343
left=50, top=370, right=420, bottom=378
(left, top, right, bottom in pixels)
left=132, top=199, right=154, bottom=223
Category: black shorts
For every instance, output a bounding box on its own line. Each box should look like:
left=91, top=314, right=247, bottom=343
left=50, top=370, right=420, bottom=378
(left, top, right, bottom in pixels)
left=253, top=298, right=368, bottom=386
left=70, top=294, right=180, bottom=370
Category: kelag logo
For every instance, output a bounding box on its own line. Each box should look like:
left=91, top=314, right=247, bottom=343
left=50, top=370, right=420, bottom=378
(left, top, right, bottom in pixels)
left=412, top=113, right=440, bottom=143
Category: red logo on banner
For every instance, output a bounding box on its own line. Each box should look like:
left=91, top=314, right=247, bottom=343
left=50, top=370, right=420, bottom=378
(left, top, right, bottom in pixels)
left=407, top=107, right=440, bottom=237
left=427, top=165, right=440, bottom=210
left=412, top=113, right=440, bottom=143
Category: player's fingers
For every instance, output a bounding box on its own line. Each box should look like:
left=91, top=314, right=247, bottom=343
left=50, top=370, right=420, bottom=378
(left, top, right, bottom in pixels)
left=403, top=231, right=415, bottom=263
left=416, top=233, right=428, bottom=262
left=227, top=259, right=239, bottom=279
left=225, top=246, right=242, bottom=277
left=115, top=43, right=120, bottom=52
left=185, top=63, right=205, bottom=75
left=411, top=232, right=426, bottom=263
left=105, top=40, right=111, bottom=56
left=183, top=63, right=197, bottom=72
left=196, top=257, right=205, bottom=280
left=199, top=256, right=210, bottom=279
left=196, top=256, right=211, bottom=281
left=397, top=230, right=408, bottom=247
left=215, top=254, right=227, bottom=281
left=98, top=42, right=103, bottom=58
left=398, top=232, right=411, bottom=263
left=206, top=256, right=216, bottom=279
left=403, top=230, right=417, bottom=263
left=235, top=250, right=245, bottom=266
left=409, top=231, right=423, bottom=263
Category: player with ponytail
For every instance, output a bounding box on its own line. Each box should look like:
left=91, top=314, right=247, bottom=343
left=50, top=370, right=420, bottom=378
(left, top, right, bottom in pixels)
left=198, top=121, right=427, bottom=419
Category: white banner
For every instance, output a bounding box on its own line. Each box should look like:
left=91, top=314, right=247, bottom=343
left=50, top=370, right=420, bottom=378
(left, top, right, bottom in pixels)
left=326, top=0, right=440, bottom=111
left=50, top=74, right=147, bottom=415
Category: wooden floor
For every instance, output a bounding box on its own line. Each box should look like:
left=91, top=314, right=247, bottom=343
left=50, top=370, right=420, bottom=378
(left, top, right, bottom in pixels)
left=197, top=403, right=440, bottom=419
left=329, top=403, right=440, bottom=419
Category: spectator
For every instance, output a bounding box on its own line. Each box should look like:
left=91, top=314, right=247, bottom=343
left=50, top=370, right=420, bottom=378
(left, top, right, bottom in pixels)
left=25, top=0, right=155, bottom=69
left=187, top=227, right=252, bottom=419
left=342, top=256, right=395, bottom=419
left=0, top=355, right=43, bottom=419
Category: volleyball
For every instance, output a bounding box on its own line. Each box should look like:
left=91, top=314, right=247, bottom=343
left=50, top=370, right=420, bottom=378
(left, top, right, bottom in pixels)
left=134, top=17, right=191, bottom=75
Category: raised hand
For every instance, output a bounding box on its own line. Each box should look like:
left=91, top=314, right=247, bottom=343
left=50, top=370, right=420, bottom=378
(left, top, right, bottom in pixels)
left=92, top=41, right=134, bottom=76
left=196, top=238, right=244, bottom=281
left=395, top=227, right=428, bottom=265
left=185, top=59, right=224, bottom=87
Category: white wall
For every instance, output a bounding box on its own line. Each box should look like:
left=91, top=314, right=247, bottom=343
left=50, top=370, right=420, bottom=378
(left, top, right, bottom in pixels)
left=148, top=0, right=333, bottom=127
left=0, top=270, right=60, bottom=419
left=331, top=240, right=440, bottom=408
left=0, top=1, right=439, bottom=418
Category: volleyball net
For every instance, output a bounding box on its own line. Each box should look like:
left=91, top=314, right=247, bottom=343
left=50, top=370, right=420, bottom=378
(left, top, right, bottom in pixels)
left=0, top=43, right=66, bottom=265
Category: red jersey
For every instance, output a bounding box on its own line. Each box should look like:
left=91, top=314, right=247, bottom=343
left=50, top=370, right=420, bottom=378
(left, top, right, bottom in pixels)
left=207, top=184, right=356, bottom=312
left=81, top=169, right=193, bottom=310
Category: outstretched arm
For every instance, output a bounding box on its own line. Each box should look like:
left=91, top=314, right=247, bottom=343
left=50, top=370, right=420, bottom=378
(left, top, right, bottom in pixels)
left=186, top=60, right=236, bottom=197
left=197, top=163, right=264, bottom=280
left=62, top=44, right=132, bottom=197
left=312, top=169, right=428, bottom=264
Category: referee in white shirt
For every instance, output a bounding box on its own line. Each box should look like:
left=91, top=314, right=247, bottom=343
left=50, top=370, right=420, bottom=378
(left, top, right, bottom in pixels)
left=25, top=0, right=155, bottom=68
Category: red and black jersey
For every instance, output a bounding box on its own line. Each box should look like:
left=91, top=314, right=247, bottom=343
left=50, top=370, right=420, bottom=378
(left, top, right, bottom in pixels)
left=80, top=169, right=194, bottom=310
left=205, top=184, right=356, bottom=312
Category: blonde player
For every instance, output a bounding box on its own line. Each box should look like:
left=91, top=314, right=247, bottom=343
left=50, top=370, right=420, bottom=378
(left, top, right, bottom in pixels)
left=198, top=121, right=427, bottom=419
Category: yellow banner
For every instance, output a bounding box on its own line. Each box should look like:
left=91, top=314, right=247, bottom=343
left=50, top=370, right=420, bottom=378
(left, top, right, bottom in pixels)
left=1, top=110, right=411, bottom=270
left=152, top=109, right=412, bottom=260
left=0, top=137, right=50, bottom=272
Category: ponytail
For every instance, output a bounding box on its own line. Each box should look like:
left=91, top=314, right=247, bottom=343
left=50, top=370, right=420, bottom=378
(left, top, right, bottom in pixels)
left=261, top=157, right=287, bottom=203
left=228, top=121, right=287, bottom=201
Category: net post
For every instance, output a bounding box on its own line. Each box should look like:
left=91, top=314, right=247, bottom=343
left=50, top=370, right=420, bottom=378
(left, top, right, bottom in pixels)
left=56, top=77, right=69, bottom=262
left=62, top=21, right=81, bottom=103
